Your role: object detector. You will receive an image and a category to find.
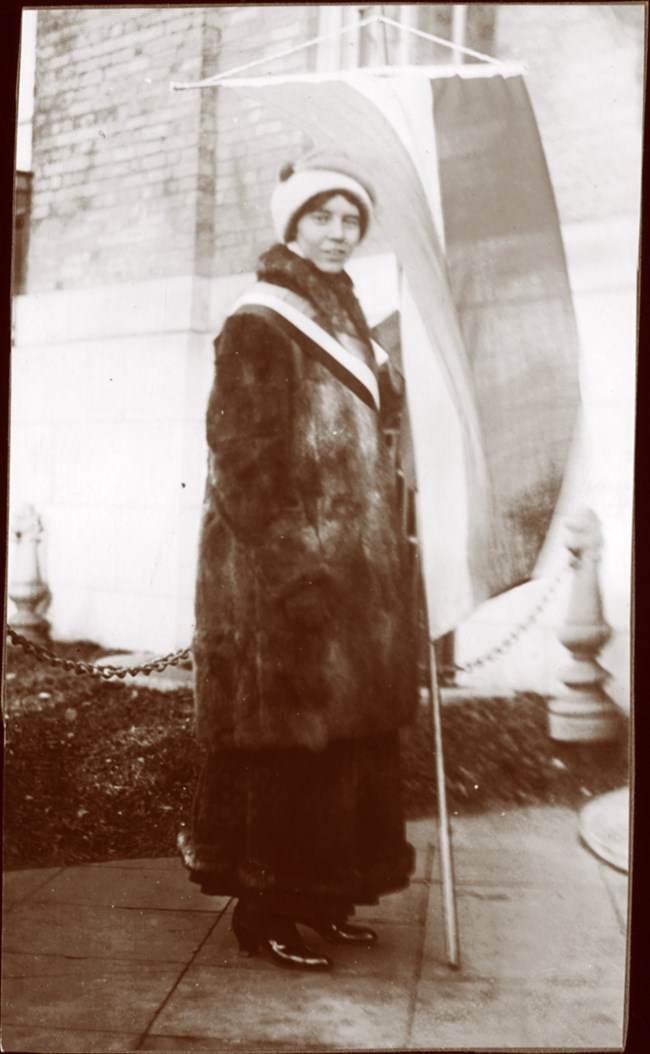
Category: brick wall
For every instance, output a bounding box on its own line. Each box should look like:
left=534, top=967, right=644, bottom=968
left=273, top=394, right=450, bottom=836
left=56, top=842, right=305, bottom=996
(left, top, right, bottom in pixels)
left=26, top=6, right=322, bottom=291
left=14, top=5, right=641, bottom=664
left=26, top=5, right=645, bottom=290
left=205, top=3, right=495, bottom=275
left=26, top=4, right=499, bottom=290
left=27, top=7, right=208, bottom=291
left=208, top=5, right=317, bottom=276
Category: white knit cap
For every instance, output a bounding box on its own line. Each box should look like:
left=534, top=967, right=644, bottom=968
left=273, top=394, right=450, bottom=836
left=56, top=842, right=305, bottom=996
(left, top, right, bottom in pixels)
left=270, top=153, right=375, bottom=242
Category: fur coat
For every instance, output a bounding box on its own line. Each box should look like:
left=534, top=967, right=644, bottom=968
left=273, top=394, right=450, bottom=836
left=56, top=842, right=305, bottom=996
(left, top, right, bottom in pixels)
left=193, top=244, right=418, bottom=752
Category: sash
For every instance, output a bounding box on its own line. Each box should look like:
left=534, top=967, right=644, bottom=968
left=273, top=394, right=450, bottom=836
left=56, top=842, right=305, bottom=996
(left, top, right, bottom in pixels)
left=230, top=284, right=382, bottom=413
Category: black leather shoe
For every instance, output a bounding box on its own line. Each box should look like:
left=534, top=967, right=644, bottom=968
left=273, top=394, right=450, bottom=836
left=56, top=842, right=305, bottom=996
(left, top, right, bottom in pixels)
left=298, top=918, right=378, bottom=946
left=232, top=903, right=332, bottom=971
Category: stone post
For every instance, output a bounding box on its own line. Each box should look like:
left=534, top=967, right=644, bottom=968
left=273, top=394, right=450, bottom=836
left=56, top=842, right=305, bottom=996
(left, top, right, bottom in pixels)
left=547, top=508, right=620, bottom=742
left=8, top=504, right=51, bottom=644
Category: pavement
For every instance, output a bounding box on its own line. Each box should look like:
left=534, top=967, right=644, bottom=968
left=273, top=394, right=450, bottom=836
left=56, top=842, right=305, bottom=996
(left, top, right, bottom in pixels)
left=2, top=804, right=628, bottom=1053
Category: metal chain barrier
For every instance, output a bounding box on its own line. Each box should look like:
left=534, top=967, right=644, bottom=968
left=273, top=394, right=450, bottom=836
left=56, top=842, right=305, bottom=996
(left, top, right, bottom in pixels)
left=6, top=559, right=572, bottom=682
left=442, top=561, right=571, bottom=676
left=5, top=625, right=192, bottom=680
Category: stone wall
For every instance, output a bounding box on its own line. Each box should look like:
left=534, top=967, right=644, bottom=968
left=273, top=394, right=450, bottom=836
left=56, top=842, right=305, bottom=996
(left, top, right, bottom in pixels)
left=27, top=8, right=205, bottom=290
left=25, top=6, right=317, bottom=291
left=11, top=5, right=641, bottom=688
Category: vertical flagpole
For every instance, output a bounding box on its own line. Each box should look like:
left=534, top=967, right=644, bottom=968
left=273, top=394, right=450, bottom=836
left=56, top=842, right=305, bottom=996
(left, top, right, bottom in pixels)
left=411, top=515, right=461, bottom=968
left=393, top=258, right=460, bottom=969
left=378, top=5, right=389, bottom=65
left=427, top=633, right=461, bottom=969
left=451, top=4, right=468, bottom=65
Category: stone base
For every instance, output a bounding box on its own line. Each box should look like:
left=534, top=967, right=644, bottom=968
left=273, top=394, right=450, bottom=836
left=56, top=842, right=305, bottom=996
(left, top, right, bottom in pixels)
left=579, top=786, right=630, bottom=872
left=8, top=620, right=51, bottom=646
left=547, top=698, right=621, bottom=742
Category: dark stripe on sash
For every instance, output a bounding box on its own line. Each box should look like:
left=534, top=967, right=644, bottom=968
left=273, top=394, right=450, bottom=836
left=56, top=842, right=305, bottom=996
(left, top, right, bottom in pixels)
left=232, top=303, right=379, bottom=413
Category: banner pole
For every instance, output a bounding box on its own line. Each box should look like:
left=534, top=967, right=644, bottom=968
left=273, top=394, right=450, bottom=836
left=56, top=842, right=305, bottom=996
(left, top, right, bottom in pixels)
left=428, top=635, right=461, bottom=969
left=391, top=256, right=460, bottom=968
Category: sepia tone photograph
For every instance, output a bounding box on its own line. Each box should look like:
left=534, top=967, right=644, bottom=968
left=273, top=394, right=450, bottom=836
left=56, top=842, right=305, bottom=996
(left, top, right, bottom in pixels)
left=3, top=3, right=641, bottom=1051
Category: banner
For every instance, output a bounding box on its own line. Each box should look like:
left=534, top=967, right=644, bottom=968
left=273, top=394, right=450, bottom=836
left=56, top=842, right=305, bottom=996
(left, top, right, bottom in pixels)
left=217, top=68, right=580, bottom=638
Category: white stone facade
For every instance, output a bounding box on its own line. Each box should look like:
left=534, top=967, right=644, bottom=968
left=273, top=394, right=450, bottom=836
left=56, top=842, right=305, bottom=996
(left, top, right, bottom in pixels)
left=9, top=6, right=640, bottom=713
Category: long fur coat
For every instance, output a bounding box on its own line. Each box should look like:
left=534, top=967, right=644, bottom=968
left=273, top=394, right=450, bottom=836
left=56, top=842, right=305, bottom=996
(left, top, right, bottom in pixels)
left=193, top=244, right=418, bottom=752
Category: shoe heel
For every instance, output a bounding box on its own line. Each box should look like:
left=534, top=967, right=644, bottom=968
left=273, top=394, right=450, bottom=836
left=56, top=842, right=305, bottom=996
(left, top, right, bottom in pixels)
left=232, top=917, right=260, bottom=957
left=236, top=935, right=259, bottom=957
left=233, top=909, right=332, bottom=971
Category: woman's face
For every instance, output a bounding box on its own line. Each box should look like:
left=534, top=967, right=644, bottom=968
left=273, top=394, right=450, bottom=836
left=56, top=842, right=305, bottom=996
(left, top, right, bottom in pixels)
left=295, top=194, right=362, bottom=273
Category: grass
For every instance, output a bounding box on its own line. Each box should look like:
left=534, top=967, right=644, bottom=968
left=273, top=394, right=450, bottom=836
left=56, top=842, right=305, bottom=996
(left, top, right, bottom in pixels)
left=3, top=641, right=629, bottom=871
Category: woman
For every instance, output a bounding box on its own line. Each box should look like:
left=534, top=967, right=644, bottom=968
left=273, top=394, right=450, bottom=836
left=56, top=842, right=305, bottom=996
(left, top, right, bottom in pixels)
left=179, top=151, right=419, bottom=971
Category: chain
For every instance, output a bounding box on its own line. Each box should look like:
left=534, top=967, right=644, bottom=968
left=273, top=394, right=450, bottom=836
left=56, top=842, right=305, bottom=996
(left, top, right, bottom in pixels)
left=7, top=560, right=571, bottom=682
left=5, top=626, right=192, bottom=681
left=442, top=562, right=571, bottom=675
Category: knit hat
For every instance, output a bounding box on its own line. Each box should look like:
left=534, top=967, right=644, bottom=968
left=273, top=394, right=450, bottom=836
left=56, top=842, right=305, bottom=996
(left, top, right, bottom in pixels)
left=270, top=149, right=376, bottom=243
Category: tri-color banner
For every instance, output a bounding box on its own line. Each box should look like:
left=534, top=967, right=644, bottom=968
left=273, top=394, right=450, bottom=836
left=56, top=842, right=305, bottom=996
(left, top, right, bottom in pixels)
left=217, top=67, right=581, bottom=639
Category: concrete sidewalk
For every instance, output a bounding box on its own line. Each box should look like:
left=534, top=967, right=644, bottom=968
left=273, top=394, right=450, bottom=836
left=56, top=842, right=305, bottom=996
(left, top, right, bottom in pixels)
left=2, top=805, right=628, bottom=1052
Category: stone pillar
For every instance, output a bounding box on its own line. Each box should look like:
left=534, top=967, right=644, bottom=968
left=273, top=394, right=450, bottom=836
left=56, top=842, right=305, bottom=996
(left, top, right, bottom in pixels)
left=8, top=504, right=51, bottom=643
left=547, top=508, right=621, bottom=742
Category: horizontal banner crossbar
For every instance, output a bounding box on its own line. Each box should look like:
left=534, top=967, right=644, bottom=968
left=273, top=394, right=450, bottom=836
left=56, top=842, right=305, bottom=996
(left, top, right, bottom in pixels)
left=172, top=62, right=526, bottom=92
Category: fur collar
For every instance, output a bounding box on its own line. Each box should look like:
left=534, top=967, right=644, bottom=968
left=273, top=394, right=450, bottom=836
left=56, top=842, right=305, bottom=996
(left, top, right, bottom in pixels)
left=256, top=243, right=371, bottom=343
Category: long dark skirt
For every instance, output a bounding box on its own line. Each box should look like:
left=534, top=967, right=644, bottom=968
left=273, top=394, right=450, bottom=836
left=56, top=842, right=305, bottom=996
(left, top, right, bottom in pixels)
left=178, top=731, right=415, bottom=920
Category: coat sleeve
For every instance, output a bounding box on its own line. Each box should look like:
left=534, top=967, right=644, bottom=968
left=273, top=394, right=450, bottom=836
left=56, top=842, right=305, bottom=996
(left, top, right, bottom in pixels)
left=205, top=310, right=328, bottom=626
